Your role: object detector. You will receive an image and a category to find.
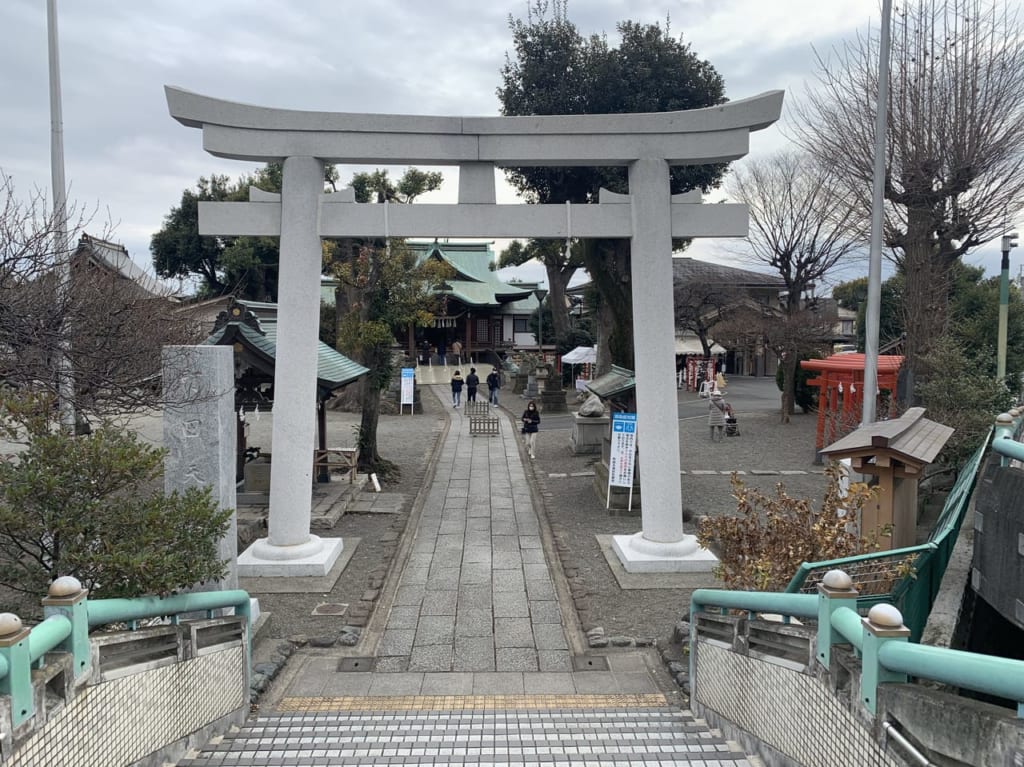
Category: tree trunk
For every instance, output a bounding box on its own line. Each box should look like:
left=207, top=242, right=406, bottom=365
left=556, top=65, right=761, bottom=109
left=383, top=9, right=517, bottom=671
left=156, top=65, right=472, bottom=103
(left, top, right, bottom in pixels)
left=780, top=350, right=798, bottom=424
left=583, top=240, right=634, bottom=376
left=355, top=343, right=389, bottom=470
left=545, top=264, right=574, bottom=343
left=900, top=207, right=953, bottom=406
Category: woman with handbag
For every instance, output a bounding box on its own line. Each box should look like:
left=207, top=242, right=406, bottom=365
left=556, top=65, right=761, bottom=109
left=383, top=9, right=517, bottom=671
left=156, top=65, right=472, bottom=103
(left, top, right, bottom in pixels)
left=520, top=400, right=540, bottom=459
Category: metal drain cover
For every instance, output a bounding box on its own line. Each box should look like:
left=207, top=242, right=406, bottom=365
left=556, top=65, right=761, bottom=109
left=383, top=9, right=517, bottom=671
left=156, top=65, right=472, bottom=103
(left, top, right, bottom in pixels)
left=571, top=655, right=609, bottom=671
left=312, top=602, right=349, bottom=616
left=337, top=657, right=374, bottom=672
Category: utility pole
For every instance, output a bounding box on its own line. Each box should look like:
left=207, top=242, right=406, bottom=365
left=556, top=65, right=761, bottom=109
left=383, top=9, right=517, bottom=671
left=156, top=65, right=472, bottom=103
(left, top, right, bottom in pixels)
left=998, top=232, right=1018, bottom=381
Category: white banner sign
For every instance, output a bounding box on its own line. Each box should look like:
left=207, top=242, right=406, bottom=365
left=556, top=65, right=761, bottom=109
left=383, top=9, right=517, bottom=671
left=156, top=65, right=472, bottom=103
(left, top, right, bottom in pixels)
left=400, top=368, right=414, bottom=408
left=608, top=412, right=637, bottom=488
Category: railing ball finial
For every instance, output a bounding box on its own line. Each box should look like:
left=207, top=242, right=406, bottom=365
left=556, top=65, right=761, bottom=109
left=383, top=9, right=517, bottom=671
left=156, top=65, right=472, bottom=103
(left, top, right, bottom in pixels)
left=996, top=412, right=1014, bottom=427
left=822, top=569, right=853, bottom=590
left=0, top=612, right=23, bottom=638
left=867, top=603, right=904, bottom=629
left=48, top=575, right=83, bottom=598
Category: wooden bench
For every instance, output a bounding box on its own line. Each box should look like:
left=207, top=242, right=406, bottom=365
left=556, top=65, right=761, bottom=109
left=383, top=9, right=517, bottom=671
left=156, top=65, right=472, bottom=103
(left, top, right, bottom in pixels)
left=313, top=447, right=359, bottom=483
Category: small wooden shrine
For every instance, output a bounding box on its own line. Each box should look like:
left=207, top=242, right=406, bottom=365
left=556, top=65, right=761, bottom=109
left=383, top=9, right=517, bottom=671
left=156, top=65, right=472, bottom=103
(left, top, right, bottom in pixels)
left=820, top=407, right=953, bottom=549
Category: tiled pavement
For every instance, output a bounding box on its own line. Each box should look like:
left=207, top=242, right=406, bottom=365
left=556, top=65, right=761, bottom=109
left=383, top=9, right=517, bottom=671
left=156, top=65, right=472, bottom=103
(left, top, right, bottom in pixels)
left=176, top=386, right=756, bottom=766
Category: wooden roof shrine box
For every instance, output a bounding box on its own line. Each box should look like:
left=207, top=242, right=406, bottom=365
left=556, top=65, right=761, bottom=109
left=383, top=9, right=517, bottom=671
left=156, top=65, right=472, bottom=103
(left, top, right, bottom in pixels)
left=820, top=407, right=953, bottom=550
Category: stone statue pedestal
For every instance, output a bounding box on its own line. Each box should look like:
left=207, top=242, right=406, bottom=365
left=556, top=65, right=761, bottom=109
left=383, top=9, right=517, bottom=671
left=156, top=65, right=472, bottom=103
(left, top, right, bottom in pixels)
left=570, top=413, right=608, bottom=454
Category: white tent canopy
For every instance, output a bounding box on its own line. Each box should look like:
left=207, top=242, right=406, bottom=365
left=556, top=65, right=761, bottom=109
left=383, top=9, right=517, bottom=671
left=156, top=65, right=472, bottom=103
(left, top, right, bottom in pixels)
left=675, top=336, right=725, bottom=355
left=561, top=345, right=597, bottom=364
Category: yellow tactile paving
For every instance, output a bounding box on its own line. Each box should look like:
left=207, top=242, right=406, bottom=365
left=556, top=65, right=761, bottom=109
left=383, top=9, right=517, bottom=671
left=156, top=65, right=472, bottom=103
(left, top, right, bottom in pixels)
left=276, top=693, right=669, bottom=712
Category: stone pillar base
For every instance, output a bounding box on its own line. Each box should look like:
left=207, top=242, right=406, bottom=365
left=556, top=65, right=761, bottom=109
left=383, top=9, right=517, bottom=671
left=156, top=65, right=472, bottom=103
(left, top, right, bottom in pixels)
left=238, top=535, right=344, bottom=577
left=611, top=532, right=718, bottom=573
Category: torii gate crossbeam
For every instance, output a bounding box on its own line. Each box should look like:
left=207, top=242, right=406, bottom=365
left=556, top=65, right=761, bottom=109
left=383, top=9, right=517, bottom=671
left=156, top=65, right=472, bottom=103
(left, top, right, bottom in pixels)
left=167, top=86, right=783, bottom=576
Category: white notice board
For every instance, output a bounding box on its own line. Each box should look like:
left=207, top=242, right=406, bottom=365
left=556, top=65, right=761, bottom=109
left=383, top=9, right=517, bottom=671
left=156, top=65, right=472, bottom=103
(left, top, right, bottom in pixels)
left=607, top=412, right=637, bottom=510
left=400, top=368, right=414, bottom=413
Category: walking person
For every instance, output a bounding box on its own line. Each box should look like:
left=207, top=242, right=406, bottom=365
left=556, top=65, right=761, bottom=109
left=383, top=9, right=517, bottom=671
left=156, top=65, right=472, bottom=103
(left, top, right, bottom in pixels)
left=708, top=391, right=730, bottom=441
left=521, top=399, right=540, bottom=459
left=465, top=367, right=479, bottom=403
left=451, top=339, right=463, bottom=364
left=450, top=370, right=464, bottom=408
left=486, top=367, right=501, bottom=406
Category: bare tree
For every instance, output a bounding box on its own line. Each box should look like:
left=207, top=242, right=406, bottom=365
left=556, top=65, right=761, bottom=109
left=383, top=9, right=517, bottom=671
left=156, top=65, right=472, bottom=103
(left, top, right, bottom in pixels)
left=1, top=173, right=200, bottom=427
left=792, top=0, right=1024, bottom=397
left=673, top=278, right=743, bottom=357
left=726, top=151, right=862, bottom=420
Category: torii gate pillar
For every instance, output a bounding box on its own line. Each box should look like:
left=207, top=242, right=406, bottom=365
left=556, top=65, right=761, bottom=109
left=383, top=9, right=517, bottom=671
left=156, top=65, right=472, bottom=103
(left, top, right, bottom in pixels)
left=237, top=156, right=344, bottom=576
left=609, top=157, right=718, bottom=572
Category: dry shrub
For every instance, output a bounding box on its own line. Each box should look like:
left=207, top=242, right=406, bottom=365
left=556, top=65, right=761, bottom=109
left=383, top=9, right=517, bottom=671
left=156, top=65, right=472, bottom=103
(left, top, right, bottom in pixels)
left=697, top=464, right=882, bottom=592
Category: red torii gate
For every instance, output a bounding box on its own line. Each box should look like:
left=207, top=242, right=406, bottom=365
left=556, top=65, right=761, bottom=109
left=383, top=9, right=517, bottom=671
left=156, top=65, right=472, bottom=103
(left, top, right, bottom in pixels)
left=800, top=354, right=904, bottom=456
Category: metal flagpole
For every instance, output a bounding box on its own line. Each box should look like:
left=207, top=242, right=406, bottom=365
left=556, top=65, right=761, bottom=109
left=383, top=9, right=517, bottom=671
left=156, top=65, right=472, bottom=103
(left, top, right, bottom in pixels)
left=862, top=0, right=892, bottom=424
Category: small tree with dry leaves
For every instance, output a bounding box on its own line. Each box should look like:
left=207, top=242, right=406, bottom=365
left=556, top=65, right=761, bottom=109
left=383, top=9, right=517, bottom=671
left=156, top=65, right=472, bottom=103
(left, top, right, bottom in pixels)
left=697, top=465, right=881, bottom=592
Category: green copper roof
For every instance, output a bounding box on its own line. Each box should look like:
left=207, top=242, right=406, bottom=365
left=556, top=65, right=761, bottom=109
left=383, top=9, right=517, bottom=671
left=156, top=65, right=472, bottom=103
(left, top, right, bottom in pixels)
left=205, top=314, right=367, bottom=392
left=409, top=240, right=533, bottom=307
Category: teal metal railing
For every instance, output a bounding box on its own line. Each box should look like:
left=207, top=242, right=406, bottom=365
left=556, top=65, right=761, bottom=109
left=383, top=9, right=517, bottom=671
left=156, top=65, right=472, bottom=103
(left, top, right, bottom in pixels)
left=0, top=580, right=250, bottom=729
left=690, top=580, right=1024, bottom=717
left=784, top=428, right=993, bottom=640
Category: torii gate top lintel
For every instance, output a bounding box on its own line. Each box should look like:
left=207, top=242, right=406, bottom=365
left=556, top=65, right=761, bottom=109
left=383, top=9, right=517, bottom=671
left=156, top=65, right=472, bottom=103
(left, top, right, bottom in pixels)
left=165, top=85, right=784, bottom=166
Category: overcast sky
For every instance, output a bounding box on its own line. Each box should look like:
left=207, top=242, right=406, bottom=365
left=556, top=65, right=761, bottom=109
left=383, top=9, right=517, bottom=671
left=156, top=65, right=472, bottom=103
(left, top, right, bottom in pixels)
left=3, top=0, right=1018, bottom=292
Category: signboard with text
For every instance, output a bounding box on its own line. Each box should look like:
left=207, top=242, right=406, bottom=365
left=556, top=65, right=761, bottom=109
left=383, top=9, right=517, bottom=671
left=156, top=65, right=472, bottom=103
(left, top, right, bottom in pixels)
left=400, top=368, right=414, bottom=411
left=608, top=412, right=637, bottom=488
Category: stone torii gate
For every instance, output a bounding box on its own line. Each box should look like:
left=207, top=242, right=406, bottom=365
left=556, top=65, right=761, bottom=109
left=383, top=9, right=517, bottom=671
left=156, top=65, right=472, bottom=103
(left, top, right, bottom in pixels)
left=166, top=86, right=783, bottom=576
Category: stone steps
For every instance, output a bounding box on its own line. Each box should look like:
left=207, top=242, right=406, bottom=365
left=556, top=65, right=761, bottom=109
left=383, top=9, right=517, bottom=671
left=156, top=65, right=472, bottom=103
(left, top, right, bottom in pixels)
left=175, top=697, right=753, bottom=766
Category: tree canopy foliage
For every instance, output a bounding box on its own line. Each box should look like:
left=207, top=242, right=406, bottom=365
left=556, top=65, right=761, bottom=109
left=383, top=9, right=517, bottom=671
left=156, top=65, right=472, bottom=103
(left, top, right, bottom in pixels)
left=497, top=0, right=728, bottom=372
left=151, top=163, right=338, bottom=299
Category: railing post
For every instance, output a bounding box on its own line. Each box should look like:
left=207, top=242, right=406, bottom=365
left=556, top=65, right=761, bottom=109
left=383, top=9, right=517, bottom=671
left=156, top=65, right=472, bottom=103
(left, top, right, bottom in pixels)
left=0, top=614, right=33, bottom=728
left=995, top=413, right=1015, bottom=466
left=816, top=569, right=858, bottom=669
left=860, top=603, right=910, bottom=715
left=41, top=576, right=90, bottom=680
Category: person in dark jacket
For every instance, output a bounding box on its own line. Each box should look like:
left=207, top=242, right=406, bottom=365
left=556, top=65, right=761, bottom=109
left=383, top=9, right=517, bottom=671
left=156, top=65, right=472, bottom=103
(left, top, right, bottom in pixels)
left=450, top=370, right=464, bottom=407
left=465, top=368, right=480, bottom=403
left=521, top=400, right=540, bottom=459
left=486, top=368, right=501, bottom=406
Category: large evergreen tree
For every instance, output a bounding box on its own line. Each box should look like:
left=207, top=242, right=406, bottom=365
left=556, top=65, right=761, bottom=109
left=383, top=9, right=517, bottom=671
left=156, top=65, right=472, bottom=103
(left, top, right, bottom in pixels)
left=497, top=1, right=727, bottom=372
left=151, top=163, right=338, bottom=299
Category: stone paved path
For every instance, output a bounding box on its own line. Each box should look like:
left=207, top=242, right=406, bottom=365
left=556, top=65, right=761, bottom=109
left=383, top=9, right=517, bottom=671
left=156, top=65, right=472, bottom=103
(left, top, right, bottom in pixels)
left=176, top=386, right=755, bottom=766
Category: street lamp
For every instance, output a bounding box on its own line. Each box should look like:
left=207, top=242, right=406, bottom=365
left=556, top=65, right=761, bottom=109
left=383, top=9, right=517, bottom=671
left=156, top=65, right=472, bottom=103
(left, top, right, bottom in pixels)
left=533, top=288, right=548, bottom=359
left=998, top=232, right=1018, bottom=381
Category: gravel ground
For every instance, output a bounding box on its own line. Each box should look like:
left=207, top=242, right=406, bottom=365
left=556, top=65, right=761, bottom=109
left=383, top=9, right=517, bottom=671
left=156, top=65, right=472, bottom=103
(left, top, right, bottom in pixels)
left=529, top=379, right=828, bottom=646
